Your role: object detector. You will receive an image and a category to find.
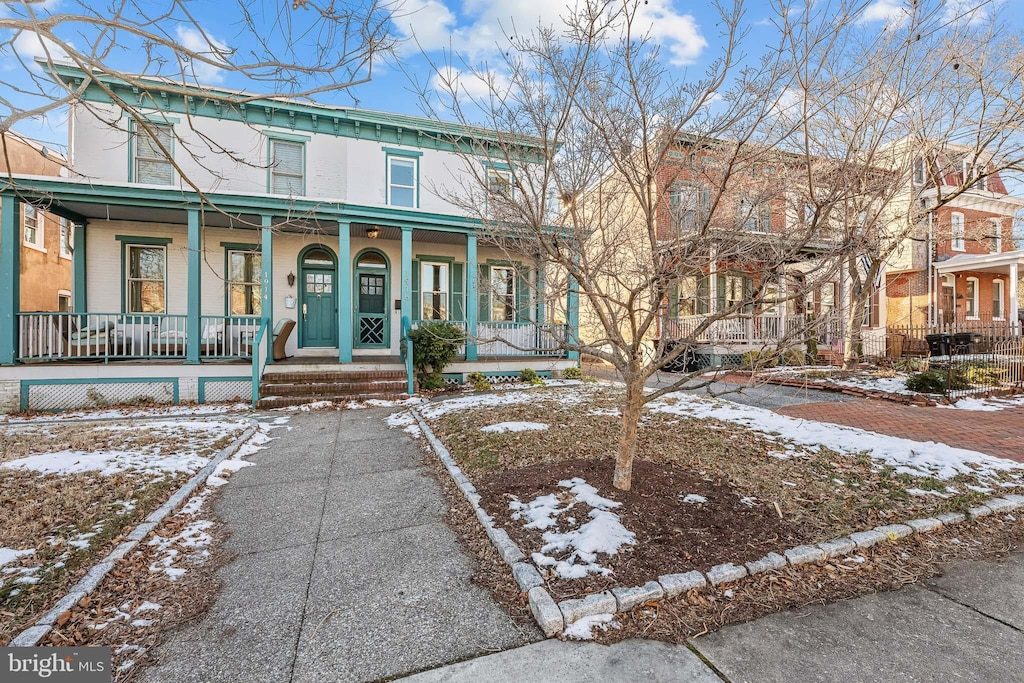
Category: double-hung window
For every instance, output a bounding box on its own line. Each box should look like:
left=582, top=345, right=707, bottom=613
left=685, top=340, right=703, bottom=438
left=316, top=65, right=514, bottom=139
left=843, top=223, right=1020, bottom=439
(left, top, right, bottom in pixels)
left=227, top=250, right=262, bottom=315
left=965, top=277, right=979, bottom=319
left=270, top=140, right=304, bottom=195
left=388, top=156, right=417, bottom=207
left=126, top=245, right=167, bottom=313
left=912, top=157, right=926, bottom=186
left=59, top=217, right=72, bottom=259
left=134, top=122, right=174, bottom=185
left=989, top=219, right=1002, bottom=254
left=670, top=184, right=707, bottom=232
left=738, top=196, right=769, bottom=232
left=724, top=275, right=744, bottom=308
left=420, top=262, right=449, bottom=320
left=993, top=279, right=1005, bottom=320
left=23, top=204, right=41, bottom=248
left=490, top=266, right=516, bottom=321
left=951, top=213, right=965, bottom=251
left=487, top=168, right=513, bottom=199
left=677, top=275, right=698, bottom=316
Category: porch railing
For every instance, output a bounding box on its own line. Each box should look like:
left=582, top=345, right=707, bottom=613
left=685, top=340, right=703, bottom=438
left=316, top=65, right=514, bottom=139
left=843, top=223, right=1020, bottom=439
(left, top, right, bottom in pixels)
left=409, top=320, right=567, bottom=357
left=16, top=312, right=260, bottom=362
left=664, top=313, right=845, bottom=346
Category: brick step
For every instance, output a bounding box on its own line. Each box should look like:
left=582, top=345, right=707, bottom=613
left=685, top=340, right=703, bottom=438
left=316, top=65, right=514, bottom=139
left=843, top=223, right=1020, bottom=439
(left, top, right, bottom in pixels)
left=256, top=392, right=410, bottom=409
left=262, top=370, right=406, bottom=383
left=258, top=380, right=408, bottom=396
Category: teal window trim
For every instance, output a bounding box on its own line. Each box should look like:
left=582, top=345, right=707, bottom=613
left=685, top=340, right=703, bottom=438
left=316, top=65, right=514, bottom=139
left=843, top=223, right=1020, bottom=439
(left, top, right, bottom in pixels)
left=414, top=253, right=461, bottom=322
left=127, top=117, right=176, bottom=185
left=266, top=136, right=306, bottom=196
left=262, top=130, right=311, bottom=143
left=223, top=245, right=263, bottom=316
left=483, top=160, right=512, bottom=171
left=19, top=377, right=180, bottom=412
left=385, top=152, right=420, bottom=209
left=382, top=146, right=423, bottom=158
left=119, top=237, right=170, bottom=314
left=482, top=258, right=526, bottom=323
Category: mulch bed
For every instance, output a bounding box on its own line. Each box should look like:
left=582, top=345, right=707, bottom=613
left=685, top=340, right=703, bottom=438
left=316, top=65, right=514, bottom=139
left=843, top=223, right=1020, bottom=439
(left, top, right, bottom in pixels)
left=477, top=458, right=806, bottom=601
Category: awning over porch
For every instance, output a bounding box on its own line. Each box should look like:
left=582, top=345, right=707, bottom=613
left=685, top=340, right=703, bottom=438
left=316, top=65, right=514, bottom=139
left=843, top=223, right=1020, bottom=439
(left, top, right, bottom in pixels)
left=933, top=250, right=1024, bottom=275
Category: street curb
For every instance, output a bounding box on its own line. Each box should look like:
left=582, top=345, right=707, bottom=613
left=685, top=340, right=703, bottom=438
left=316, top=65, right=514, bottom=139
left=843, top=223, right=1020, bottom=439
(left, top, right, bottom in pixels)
left=411, top=407, right=1024, bottom=636
left=9, top=419, right=260, bottom=647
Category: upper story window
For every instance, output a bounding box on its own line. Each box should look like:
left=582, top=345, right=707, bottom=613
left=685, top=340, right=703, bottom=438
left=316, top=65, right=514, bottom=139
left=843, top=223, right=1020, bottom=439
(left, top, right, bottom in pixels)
left=486, top=167, right=513, bottom=199
left=989, top=219, right=1002, bottom=254
left=670, top=184, right=709, bottom=232
left=387, top=156, right=417, bottom=207
left=950, top=212, right=965, bottom=251
left=134, top=122, right=174, bottom=185
left=738, top=196, right=770, bottom=232
left=962, top=160, right=987, bottom=191
left=912, top=157, right=926, bottom=186
left=227, top=250, right=262, bottom=315
left=23, top=204, right=42, bottom=249
left=420, top=261, right=449, bottom=320
left=126, top=244, right=166, bottom=313
left=269, top=140, right=304, bottom=195
left=59, top=217, right=72, bottom=259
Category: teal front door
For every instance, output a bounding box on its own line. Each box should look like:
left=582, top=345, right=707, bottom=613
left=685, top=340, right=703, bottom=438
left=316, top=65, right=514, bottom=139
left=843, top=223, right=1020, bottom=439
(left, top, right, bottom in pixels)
left=354, top=250, right=389, bottom=349
left=299, top=248, right=338, bottom=348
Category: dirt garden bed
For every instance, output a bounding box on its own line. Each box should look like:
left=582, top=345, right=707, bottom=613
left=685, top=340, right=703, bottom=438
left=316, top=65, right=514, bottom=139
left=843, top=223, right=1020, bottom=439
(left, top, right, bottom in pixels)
left=0, top=416, right=252, bottom=646
left=412, top=383, right=1024, bottom=617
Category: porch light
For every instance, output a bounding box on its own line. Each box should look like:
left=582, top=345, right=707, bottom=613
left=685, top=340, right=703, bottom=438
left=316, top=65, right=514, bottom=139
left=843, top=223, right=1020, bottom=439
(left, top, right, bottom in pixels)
left=366, top=225, right=380, bottom=239
left=287, top=271, right=296, bottom=287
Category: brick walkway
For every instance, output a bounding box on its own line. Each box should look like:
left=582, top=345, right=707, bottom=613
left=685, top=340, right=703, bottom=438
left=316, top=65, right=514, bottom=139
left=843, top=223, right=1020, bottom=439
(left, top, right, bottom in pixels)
left=776, top=399, right=1024, bottom=463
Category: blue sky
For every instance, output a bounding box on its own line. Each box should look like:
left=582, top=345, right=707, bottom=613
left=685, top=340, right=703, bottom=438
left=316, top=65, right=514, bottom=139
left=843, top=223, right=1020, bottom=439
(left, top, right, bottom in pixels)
left=3, top=0, right=1023, bottom=152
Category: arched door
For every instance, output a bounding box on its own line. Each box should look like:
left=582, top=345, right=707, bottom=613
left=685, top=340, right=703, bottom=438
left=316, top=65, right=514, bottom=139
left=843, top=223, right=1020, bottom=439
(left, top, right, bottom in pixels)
left=354, top=249, right=390, bottom=349
left=298, top=246, right=338, bottom=348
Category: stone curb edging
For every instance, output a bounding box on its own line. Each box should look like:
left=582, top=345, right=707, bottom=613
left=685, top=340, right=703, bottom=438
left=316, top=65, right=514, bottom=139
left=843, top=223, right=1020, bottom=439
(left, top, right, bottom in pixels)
left=9, top=419, right=260, bottom=647
left=411, top=407, right=1024, bottom=636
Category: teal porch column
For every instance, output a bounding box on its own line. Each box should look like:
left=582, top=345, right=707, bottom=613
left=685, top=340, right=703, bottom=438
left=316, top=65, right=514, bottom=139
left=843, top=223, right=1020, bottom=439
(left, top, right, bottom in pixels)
left=535, top=260, right=546, bottom=326
left=0, top=195, right=21, bottom=365
left=465, top=233, right=478, bottom=361
left=338, top=221, right=352, bottom=363
left=185, top=208, right=202, bottom=364
left=400, top=227, right=413, bottom=333
left=73, top=221, right=87, bottom=313
left=261, top=215, right=274, bottom=364
left=566, top=272, right=580, bottom=361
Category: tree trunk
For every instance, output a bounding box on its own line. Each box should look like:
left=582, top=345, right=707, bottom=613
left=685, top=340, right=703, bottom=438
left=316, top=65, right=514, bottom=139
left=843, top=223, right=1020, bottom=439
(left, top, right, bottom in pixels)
left=613, top=378, right=645, bottom=491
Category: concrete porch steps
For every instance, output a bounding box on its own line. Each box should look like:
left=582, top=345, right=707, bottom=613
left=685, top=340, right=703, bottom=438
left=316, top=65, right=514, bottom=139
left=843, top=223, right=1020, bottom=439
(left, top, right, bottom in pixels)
left=257, top=369, right=411, bottom=408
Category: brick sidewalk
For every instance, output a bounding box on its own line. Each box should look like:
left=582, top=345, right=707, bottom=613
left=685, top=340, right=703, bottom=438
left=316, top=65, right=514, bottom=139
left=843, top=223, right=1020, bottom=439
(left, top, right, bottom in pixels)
left=776, top=399, right=1024, bottom=462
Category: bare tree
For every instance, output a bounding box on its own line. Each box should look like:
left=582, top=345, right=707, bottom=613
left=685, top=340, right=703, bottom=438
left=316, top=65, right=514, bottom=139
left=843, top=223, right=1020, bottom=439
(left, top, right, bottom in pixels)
left=417, top=0, right=883, bottom=490
left=0, top=0, right=396, bottom=220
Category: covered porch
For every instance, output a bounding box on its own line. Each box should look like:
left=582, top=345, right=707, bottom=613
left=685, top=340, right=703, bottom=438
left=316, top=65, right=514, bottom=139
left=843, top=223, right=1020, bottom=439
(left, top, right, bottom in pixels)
left=933, top=251, right=1022, bottom=329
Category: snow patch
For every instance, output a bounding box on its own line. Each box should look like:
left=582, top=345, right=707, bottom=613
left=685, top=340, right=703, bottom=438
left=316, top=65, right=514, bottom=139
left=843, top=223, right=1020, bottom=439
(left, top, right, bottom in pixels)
left=0, top=547, right=34, bottom=567
left=941, top=395, right=1024, bottom=412
left=481, top=421, right=549, bottom=434
left=562, top=613, right=618, bottom=640
left=681, top=494, right=708, bottom=504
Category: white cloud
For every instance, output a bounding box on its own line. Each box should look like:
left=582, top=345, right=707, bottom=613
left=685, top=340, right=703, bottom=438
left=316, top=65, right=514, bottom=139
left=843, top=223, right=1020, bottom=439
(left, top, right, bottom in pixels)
left=941, top=0, right=991, bottom=25
left=430, top=65, right=509, bottom=99
left=12, top=30, right=69, bottom=63
left=174, top=25, right=231, bottom=85
left=858, top=0, right=911, bottom=27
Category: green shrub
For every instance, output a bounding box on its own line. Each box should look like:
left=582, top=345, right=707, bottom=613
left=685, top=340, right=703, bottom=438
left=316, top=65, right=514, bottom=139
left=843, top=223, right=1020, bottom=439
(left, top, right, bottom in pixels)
left=408, top=321, right=465, bottom=390
left=963, top=361, right=1007, bottom=386
left=519, top=367, right=539, bottom=382
left=905, top=368, right=970, bottom=394
left=782, top=348, right=808, bottom=366
left=741, top=349, right=778, bottom=369
left=562, top=366, right=582, bottom=380
left=466, top=371, right=492, bottom=392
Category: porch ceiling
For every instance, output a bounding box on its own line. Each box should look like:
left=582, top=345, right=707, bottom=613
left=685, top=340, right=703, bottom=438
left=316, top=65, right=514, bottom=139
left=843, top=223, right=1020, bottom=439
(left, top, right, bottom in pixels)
left=934, top=250, right=1024, bottom=274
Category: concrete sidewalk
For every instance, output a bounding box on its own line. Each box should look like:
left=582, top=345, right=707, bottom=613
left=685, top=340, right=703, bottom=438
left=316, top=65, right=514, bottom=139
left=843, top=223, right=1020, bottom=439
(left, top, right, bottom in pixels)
left=141, top=408, right=536, bottom=683
left=399, top=551, right=1024, bottom=682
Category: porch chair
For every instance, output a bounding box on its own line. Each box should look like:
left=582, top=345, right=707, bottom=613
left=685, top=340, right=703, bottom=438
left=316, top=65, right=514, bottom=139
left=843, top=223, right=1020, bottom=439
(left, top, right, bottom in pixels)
left=272, top=319, right=296, bottom=361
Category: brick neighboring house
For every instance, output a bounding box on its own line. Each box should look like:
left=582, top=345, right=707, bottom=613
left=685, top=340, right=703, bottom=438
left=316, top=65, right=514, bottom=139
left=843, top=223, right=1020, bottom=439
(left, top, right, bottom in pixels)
left=883, top=148, right=1024, bottom=330
left=0, top=132, right=73, bottom=312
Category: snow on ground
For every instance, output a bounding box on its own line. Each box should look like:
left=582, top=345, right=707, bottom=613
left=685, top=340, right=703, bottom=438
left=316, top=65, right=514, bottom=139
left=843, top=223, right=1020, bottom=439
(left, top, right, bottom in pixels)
left=0, top=547, right=35, bottom=567
left=681, top=494, right=708, bottom=504
left=1, top=403, right=250, bottom=423
left=419, top=384, right=594, bottom=420
left=562, top=613, right=619, bottom=640
left=940, top=395, right=1024, bottom=412
left=511, top=477, right=636, bottom=580
left=1, top=448, right=211, bottom=477
left=762, top=367, right=918, bottom=395
left=830, top=374, right=916, bottom=395
left=481, top=421, right=549, bottom=434
left=651, top=392, right=1024, bottom=480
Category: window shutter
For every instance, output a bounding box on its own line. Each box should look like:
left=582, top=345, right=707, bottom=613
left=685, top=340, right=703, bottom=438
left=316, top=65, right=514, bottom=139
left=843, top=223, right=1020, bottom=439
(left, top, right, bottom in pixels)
left=716, top=275, right=727, bottom=311
left=411, top=259, right=421, bottom=320
left=697, top=275, right=709, bottom=315
left=516, top=267, right=530, bottom=323
left=478, top=264, right=491, bottom=322
left=452, top=262, right=465, bottom=321
left=743, top=276, right=755, bottom=314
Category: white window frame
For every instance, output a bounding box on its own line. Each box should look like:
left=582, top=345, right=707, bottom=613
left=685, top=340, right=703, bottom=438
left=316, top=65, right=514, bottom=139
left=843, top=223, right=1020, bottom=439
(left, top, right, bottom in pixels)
left=420, top=261, right=450, bottom=321
left=993, top=279, right=1005, bottom=320
left=227, top=250, right=262, bottom=316
left=57, top=290, right=71, bottom=312
left=989, top=219, right=1002, bottom=254
left=59, top=217, right=72, bottom=259
left=490, top=265, right=516, bottom=322
left=269, top=139, right=305, bottom=196
left=23, top=204, right=44, bottom=251
left=677, top=274, right=698, bottom=316
left=387, top=155, right=418, bottom=208
left=951, top=212, right=965, bottom=251
left=486, top=167, right=514, bottom=199
left=965, top=276, right=979, bottom=320
left=125, top=244, right=167, bottom=314
left=133, top=121, right=175, bottom=186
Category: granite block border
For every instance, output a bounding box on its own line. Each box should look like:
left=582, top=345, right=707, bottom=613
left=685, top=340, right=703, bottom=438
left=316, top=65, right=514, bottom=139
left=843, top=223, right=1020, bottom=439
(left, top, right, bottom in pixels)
left=411, top=408, right=1024, bottom=637
left=9, top=419, right=260, bottom=647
